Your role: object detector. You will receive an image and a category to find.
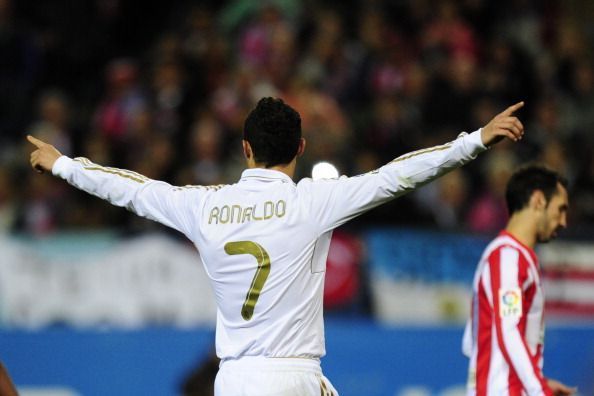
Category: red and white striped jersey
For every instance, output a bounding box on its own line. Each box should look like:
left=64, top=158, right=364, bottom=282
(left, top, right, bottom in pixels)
left=463, top=231, right=552, bottom=396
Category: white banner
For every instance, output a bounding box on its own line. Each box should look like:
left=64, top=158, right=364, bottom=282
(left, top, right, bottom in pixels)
left=0, top=234, right=217, bottom=328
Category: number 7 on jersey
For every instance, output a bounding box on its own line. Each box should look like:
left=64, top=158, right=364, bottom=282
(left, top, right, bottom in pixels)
left=224, top=241, right=271, bottom=320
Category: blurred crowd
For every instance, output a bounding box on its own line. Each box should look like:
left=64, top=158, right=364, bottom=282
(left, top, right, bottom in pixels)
left=1, top=0, right=593, bottom=238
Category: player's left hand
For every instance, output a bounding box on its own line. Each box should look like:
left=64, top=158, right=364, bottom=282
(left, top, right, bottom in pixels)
left=547, top=378, right=577, bottom=396
left=480, top=101, right=525, bottom=147
left=27, top=135, right=62, bottom=174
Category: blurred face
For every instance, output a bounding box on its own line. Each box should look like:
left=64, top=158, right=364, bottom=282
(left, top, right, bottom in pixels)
left=41, top=95, right=68, bottom=126
left=537, top=183, right=569, bottom=243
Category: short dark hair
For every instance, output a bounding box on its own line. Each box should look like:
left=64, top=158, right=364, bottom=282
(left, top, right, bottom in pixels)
left=243, top=97, right=302, bottom=167
left=505, top=164, right=568, bottom=215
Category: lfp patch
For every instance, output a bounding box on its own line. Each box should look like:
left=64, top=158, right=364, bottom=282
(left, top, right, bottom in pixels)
left=499, top=288, right=522, bottom=318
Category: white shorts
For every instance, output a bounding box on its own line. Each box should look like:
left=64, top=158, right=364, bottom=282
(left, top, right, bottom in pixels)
left=215, top=356, right=339, bottom=396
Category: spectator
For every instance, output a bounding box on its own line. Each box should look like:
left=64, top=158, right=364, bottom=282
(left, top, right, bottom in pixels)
left=0, top=0, right=592, bottom=235
left=466, top=150, right=517, bottom=234
left=0, top=168, right=16, bottom=233
left=94, top=59, right=146, bottom=146
left=28, top=90, right=73, bottom=156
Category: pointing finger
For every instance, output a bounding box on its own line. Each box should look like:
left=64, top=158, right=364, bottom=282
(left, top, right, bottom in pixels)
left=500, top=101, right=525, bottom=116
left=26, top=135, right=46, bottom=148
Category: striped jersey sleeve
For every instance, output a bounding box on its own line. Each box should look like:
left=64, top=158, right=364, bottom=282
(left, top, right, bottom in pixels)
left=471, top=238, right=552, bottom=396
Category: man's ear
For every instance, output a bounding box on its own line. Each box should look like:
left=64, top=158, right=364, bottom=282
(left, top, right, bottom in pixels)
left=529, top=190, right=547, bottom=210
left=243, top=140, right=253, bottom=160
left=296, top=138, right=306, bottom=158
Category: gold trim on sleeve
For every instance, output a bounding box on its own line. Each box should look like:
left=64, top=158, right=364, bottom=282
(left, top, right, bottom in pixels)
left=74, top=157, right=148, bottom=184
left=389, top=143, right=452, bottom=164
left=173, top=184, right=226, bottom=192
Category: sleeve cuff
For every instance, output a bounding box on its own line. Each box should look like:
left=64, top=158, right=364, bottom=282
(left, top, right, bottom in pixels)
left=51, top=155, right=74, bottom=178
left=466, top=128, right=488, bottom=155
left=470, top=128, right=487, bottom=148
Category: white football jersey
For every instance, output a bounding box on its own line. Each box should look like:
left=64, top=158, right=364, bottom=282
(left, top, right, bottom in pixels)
left=52, top=130, right=486, bottom=361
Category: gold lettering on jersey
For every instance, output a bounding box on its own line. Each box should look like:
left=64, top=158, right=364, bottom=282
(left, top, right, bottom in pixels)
left=220, top=205, right=230, bottom=224
left=264, top=201, right=275, bottom=219
left=242, top=206, right=253, bottom=222
left=209, top=207, right=220, bottom=224
left=276, top=200, right=286, bottom=217
left=208, top=200, right=287, bottom=225
left=252, top=204, right=262, bottom=220
left=231, top=205, right=242, bottom=223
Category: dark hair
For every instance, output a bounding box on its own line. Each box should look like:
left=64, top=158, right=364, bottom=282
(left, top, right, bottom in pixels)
left=505, top=164, right=568, bottom=215
left=243, top=97, right=302, bottom=167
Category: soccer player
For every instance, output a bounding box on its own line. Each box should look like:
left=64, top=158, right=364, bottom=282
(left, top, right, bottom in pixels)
left=29, top=97, right=525, bottom=396
left=462, top=165, right=576, bottom=396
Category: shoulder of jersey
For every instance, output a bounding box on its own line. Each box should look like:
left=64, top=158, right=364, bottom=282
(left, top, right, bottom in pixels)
left=172, top=184, right=229, bottom=192
left=298, top=175, right=347, bottom=185
left=489, top=236, right=534, bottom=264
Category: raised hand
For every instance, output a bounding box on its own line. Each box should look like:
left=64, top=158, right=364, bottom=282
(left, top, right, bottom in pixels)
left=481, top=101, right=525, bottom=147
left=27, top=135, right=62, bottom=174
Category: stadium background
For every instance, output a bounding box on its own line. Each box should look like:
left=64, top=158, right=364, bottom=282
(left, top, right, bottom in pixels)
left=1, top=0, right=593, bottom=395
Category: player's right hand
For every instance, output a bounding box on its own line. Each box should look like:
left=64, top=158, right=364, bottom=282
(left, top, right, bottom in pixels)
left=480, top=101, right=525, bottom=147
left=27, top=135, right=62, bottom=174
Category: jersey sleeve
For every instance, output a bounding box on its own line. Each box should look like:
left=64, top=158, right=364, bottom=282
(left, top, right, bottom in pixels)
left=52, top=155, right=204, bottom=238
left=305, top=129, right=487, bottom=233
left=487, top=246, right=552, bottom=396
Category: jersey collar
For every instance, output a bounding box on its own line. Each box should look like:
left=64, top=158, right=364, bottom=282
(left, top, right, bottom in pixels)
left=240, top=168, right=295, bottom=184
left=499, top=230, right=538, bottom=263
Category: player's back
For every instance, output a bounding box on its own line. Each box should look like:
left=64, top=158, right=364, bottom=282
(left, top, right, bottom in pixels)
left=48, top=125, right=490, bottom=365
left=193, top=169, right=328, bottom=361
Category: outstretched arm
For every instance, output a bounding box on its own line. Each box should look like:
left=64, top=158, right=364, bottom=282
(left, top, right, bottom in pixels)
left=306, top=101, right=525, bottom=233
left=27, top=136, right=207, bottom=238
